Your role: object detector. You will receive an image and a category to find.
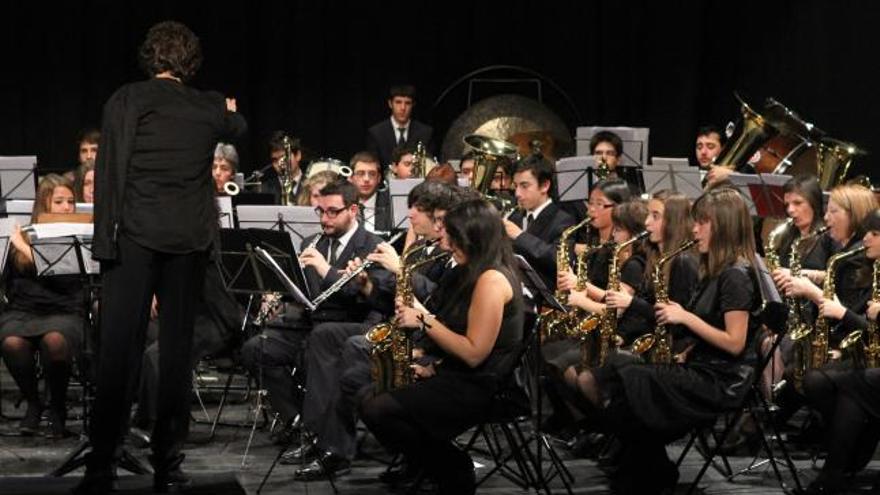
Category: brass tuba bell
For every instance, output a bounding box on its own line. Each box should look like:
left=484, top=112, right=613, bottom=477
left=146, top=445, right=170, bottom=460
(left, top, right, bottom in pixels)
left=714, top=95, right=776, bottom=170
left=463, top=134, right=519, bottom=194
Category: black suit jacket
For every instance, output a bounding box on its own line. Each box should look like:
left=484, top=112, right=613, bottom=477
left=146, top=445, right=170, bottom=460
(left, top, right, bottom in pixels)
left=259, top=168, right=304, bottom=205
left=301, top=224, right=393, bottom=324
left=508, top=203, right=575, bottom=291
left=366, top=118, right=433, bottom=167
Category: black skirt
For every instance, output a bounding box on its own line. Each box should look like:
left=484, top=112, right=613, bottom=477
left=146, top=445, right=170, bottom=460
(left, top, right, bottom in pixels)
left=0, top=310, right=83, bottom=350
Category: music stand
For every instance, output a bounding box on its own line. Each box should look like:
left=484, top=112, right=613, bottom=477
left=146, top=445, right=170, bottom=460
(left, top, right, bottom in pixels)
left=38, top=226, right=150, bottom=477
left=236, top=204, right=321, bottom=252
left=217, top=228, right=311, bottom=301
left=3, top=199, right=34, bottom=226
left=753, top=174, right=792, bottom=218
left=643, top=158, right=704, bottom=199
left=389, top=178, right=423, bottom=230
left=0, top=156, right=37, bottom=201
left=728, top=172, right=763, bottom=216
left=217, top=196, right=234, bottom=229
left=555, top=156, right=593, bottom=203
left=513, top=255, right=574, bottom=493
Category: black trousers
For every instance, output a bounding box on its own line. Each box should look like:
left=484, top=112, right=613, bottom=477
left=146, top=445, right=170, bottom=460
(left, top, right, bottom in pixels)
left=89, top=234, right=208, bottom=465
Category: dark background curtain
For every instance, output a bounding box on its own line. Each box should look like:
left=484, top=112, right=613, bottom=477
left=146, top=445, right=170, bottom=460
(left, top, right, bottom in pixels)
left=2, top=0, right=877, bottom=179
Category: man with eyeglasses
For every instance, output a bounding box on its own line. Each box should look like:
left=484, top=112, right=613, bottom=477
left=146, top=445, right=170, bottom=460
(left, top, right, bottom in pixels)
left=239, top=180, right=393, bottom=456
left=349, top=151, right=393, bottom=234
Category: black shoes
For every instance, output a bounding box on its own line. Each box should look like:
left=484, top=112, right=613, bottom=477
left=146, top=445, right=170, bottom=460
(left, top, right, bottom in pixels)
left=46, top=408, right=68, bottom=439
left=150, top=453, right=191, bottom=493
left=71, top=459, right=118, bottom=495
left=280, top=442, right=318, bottom=465
left=19, top=402, right=42, bottom=436
left=293, top=452, right=351, bottom=481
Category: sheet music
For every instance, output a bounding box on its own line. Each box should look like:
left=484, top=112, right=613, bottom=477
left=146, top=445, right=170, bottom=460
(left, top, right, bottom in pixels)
left=27, top=223, right=94, bottom=238
left=255, top=246, right=316, bottom=311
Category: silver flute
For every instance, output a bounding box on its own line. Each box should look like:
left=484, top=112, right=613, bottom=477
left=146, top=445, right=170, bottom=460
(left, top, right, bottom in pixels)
left=311, top=231, right=405, bottom=307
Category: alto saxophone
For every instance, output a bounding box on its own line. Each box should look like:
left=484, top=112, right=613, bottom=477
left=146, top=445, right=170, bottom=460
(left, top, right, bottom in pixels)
left=765, top=219, right=794, bottom=273
left=367, top=241, right=449, bottom=393
left=594, top=231, right=649, bottom=367
left=787, top=226, right=827, bottom=389
left=793, top=245, right=867, bottom=386
left=840, top=259, right=880, bottom=368
left=539, top=217, right=591, bottom=340
left=631, top=239, right=697, bottom=364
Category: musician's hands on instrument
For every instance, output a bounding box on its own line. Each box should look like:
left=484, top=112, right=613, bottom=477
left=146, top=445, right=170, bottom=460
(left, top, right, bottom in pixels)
left=557, top=269, right=577, bottom=292
left=771, top=268, right=791, bottom=289
left=867, top=301, right=880, bottom=322
left=819, top=297, right=847, bottom=320
left=706, top=165, right=733, bottom=186
left=784, top=276, right=822, bottom=302
left=346, top=257, right=373, bottom=296
left=366, top=243, right=402, bottom=276
left=655, top=301, right=689, bottom=325
left=300, top=247, right=331, bottom=278
left=395, top=296, right=427, bottom=328
left=605, top=290, right=632, bottom=311
left=502, top=219, right=523, bottom=240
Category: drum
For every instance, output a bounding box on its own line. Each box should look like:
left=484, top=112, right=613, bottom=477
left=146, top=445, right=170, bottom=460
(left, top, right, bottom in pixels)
left=305, top=158, right=352, bottom=179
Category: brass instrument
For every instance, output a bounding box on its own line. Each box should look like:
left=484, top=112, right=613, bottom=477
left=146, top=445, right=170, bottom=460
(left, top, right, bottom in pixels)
left=785, top=225, right=828, bottom=390
left=539, top=217, right=592, bottom=341
left=463, top=134, right=518, bottom=209
left=793, top=245, right=867, bottom=383
left=595, top=231, right=650, bottom=366
left=278, top=135, right=296, bottom=205
left=631, top=240, right=697, bottom=364
left=411, top=141, right=428, bottom=178
left=715, top=96, right=776, bottom=170
left=367, top=242, right=450, bottom=393
left=816, top=139, right=863, bottom=190
left=840, top=259, right=880, bottom=368
left=765, top=218, right=794, bottom=273
left=596, top=156, right=610, bottom=181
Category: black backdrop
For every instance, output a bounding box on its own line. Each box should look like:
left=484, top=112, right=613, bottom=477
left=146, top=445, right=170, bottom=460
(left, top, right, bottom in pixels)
left=3, top=0, right=878, bottom=179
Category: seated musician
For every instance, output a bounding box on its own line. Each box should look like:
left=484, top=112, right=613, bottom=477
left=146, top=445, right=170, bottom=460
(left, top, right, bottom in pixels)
left=259, top=131, right=304, bottom=203
left=74, top=160, right=95, bottom=204
left=348, top=151, right=393, bottom=234
left=286, top=180, right=460, bottom=480
left=694, top=124, right=725, bottom=169
left=359, top=199, right=524, bottom=495
left=457, top=150, right=477, bottom=185
left=388, top=145, right=416, bottom=179
left=296, top=169, right=339, bottom=207
left=211, top=142, right=238, bottom=195
left=571, top=187, right=761, bottom=493
left=503, top=154, right=575, bottom=290
left=0, top=174, right=81, bottom=437
left=800, top=208, right=880, bottom=494
left=239, top=180, right=393, bottom=446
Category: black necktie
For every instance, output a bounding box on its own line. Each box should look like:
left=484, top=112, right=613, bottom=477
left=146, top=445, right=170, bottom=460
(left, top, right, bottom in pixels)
left=524, top=213, right=535, bottom=231
left=397, top=127, right=406, bottom=146
left=328, top=238, right=339, bottom=265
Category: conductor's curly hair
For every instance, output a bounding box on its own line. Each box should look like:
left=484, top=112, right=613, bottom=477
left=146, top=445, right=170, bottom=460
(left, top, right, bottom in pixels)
left=138, top=21, right=202, bottom=82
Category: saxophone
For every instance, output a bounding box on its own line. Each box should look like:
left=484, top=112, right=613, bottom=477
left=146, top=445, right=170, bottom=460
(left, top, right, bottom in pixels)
left=594, top=231, right=649, bottom=367
left=631, top=239, right=697, bottom=364
left=367, top=242, right=450, bottom=393
left=539, top=217, right=591, bottom=340
left=786, top=226, right=828, bottom=389
left=840, top=259, right=880, bottom=368
left=765, top=219, right=794, bottom=273
left=278, top=135, right=296, bottom=205
left=793, top=245, right=867, bottom=383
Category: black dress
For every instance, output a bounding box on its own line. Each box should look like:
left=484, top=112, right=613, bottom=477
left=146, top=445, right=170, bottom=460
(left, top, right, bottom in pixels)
left=389, top=266, right=524, bottom=440
left=594, top=261, right=760, bottom=442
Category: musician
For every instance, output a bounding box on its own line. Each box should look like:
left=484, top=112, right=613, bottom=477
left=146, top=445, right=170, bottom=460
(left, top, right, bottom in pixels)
left=457, top=150, right=477, bottom=185
left=74, top=160, right=95, bottom=203
left=76, top=127, right=100, bottom=168
left=504, top=154, right=576, bottom=290
left=360, top=199, right=524, bottom=495
left=425, top=162, right=457, bottom=185
left=349, top=151, right=393, bottom=233
left=77, top=21, right=246, bottom=493
left=239, top=180, right=391, bottom=452
left=605, top=192, right=699, bottom=348
left=296, top=169, right=339, bottom=207
left=571, top=187, right=761, bottom=493
left=389, top=145, right=415, bottom=179
left=694, top=125, right=725, bottom=169
left=783, top=183, right=878, bottom=344
left=286, top=181, right=457, bottom=480
left=258, top=131, right=304, bottom=203
left=800, top=208, right=880, bottom=494
left=366, top=84, right=433, bottom=169
left=212, top=142, right=238, bottom=195
left=0, top=175, right=80, bottom=438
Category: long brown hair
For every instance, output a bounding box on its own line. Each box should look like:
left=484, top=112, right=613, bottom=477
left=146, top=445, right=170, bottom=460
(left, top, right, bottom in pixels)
left=691, top=187, right=757, bottom=278
left=13, top=174, right=75, bottom=269
left=644, top=191, right=693, bottom=282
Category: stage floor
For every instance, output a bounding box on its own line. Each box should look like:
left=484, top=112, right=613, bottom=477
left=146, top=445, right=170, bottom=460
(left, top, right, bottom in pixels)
left=1, top=374, right=877, bottom=494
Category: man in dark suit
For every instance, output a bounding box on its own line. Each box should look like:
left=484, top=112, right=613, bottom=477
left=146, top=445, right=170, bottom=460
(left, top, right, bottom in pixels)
left=258, top=131, right=305, bottom=204
left=365, top=85, right=433, bottom=169
left=239, top=180, right=392, bottom=442
left=504, top=155, right=576, bottom=290
left=349, top=151, right=393, bottom=234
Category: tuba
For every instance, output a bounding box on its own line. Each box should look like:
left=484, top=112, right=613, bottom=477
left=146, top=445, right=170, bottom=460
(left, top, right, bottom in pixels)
left=631, top=239, right=697, bottom=364
left=463, top=134, right=518, bottom=211
left=595, top=231, right=649, bottom=367
left=840, top=259, right=880, bottom=369
left=714, top=96, right=776, bottom=171
left=792, top=245, right=867, bottom=387
left=366, top=241, right=450, bottom=393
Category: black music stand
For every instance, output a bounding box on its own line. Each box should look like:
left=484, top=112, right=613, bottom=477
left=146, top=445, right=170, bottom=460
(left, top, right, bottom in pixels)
left=36, top=230, right=150, bottom=477
left=236, top=204, right=322, bottom=253
left=514, top=255, right=574, bottom=493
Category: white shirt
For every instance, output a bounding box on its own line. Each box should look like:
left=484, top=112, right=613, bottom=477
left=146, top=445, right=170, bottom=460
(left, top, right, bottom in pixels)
left=391, top=117, right=410, bottom=144
left=524, top=198, right=553, bottom=230
left=361, top=193, right=377, bottom=233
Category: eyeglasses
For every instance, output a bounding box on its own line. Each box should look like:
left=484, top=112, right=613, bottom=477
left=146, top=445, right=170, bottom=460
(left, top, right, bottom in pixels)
left=353, top=170, right=379, bottom=179
left=315, top=206, right=348, bottom=218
